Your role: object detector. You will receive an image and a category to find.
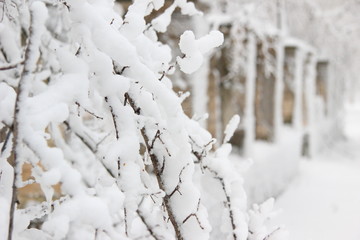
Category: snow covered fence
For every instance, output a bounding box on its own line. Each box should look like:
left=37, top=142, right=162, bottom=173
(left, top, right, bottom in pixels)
left=175, top=2, right=344, bottom=203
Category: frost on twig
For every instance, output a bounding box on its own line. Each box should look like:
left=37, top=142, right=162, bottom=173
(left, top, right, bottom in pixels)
left=136, top=196, right=174, bottom=240
left=204, top=165, right=239, bottom=240
left=248, top=198, right=289, bottom=240
left=124, top=91, right=210, bottom=240
left=124, top=92, right=185, bottom=239
left=187, top=115, right=248, bottom=240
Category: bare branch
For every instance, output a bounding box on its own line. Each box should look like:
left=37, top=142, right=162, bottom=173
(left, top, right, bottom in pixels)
left=75, top=46, right=81, bottom=56
left=160, top=156, right=166, bottom=175
left=0, top=60, right=24, bottom=71
left=263, top=227, right=281, bottom=240
left=112, top=61, right=129, bottom=75
left=182, top=213, right=205, bottom=230
left=150, top=130, right=161, bottom=149
left=158, top=65, right=174, bottom=81
left=75, top=101, right=104, bottom=120
left=62, top=1, right=70, bottom=11
left=182, top=198, right=204, bottom=230
left=0, top=125, right=13, bottom=156
left=188, top=136, right=215, bottom=174
left=143, top=23, right=153, bottom=34
left=158, top=71, right=166, bottom=81
left=150, top=130, right=171, bottom=157
left=169, top=163, right=189, bottom=198
left=104, top=96, right=120, bottom=140
left=124, top=208, right=129, bottom=237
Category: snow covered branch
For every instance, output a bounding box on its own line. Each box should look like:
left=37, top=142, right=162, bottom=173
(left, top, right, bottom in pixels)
left=0, top=1, right=289, bottom=240
left=124, top=92, right=188, bottom=240
left=204, top=165, right=239, bottom=240
left=7, top=3, right=48, bottom=239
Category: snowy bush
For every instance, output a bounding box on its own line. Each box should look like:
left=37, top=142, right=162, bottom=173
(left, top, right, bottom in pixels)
left=0, top=0, right=286, bottom=239
left=248, top=198, right=288, bottom=240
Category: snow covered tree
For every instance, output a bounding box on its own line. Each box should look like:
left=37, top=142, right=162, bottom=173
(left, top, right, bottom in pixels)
left=0, top=0, right=287, bottom=239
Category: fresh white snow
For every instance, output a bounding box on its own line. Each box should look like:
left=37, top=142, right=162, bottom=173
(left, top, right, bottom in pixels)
left=273, top=102, right=360, bottom=240
left=0, top=0, right=358, bottom=239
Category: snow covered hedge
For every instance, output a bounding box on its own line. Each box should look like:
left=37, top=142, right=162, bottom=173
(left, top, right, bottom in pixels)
left=0, top=0, right=286, bottom=239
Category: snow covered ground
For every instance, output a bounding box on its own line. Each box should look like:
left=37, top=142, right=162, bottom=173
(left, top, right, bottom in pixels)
left=273, top=102, right=360, bottom=240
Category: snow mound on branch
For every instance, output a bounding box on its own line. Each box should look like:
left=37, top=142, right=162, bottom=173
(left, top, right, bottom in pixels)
left=177, top=30, right=224, bottom=74
left=151, top=0, right=202, bottom=33
left=176, top=0, right=202, bottom=16
left=248, top=198, right=289, bottom=240
left=0, top=83, right=16, bottom=126
left=224, top=114, right=240, bottom=143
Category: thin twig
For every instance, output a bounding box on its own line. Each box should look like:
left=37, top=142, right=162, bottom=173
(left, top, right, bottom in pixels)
left=63, top=121, right=96, bottom=152
left=136, top=195, right=164, bottom=240
left=137, top=209, right=161, bottom=240
left=104, top=97, right=119, bottom=140
left=204, top=166, right=238, bottom=240
left=63, top=121, right=115, bottom=178
left=0, top=60, right=24, bottom=71
left=112, top=61, right=129, bottom=75
left=75, top=101, right=104, bottom=120
left=150, top=130, right=171, bottom=157
left=158, top=65, right=174, bottom=81
left=124, top=208, right=129, bottom=237
left=1, top=126, right=13, bottom=156
left=168, top=163, right=189, bottom=198
left=124, top=92, right=185, bottom=240
left=263, top=227, right=281, bottom=240
left=182, top=198, right=204, bottom=229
